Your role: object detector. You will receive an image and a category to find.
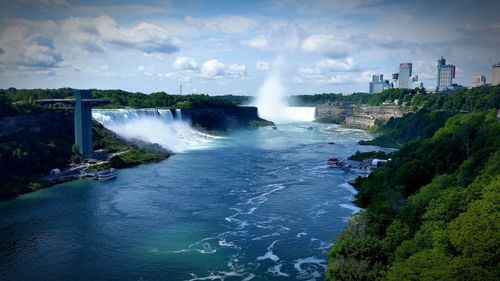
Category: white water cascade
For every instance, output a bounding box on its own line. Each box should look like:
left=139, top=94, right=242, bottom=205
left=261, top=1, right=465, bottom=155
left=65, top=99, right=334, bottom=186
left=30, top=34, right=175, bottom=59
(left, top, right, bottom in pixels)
left=92, top=109, right=215, bottom=153
left=253, top=58, right=316, bottom=123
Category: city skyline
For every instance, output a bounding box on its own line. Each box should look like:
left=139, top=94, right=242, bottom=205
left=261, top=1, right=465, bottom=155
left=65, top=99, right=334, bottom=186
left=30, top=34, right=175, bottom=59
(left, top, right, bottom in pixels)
left=0, top=0, right=499, bottom=95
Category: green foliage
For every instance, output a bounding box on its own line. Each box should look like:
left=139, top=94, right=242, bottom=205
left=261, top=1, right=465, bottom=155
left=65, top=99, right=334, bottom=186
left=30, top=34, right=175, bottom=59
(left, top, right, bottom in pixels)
left=290, top=92, right=373, bottom=106
left=328, top=109, right=500, bottom=280
left=316, top=115, right=346, bottom=124
left=0, top=88, right=242, bottom=110
left=92, top=122, right=129, bottom=152
left=359, top=110, right=458, bottom=148
left=348, top=150, right=390, bottom=161
left=109, top=149, right=167, bottom=168
left=71, top=144, right=81, bottom=164
left=0, top=110, right=74, bottom=199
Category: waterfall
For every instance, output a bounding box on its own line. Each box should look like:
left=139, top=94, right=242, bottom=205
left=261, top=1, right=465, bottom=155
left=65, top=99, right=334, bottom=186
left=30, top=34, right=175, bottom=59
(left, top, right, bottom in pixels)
left=281, top=107, right=316, bottom=122
left=92, top=109, right=215, bottom=153
left=253, top=56, right=316, bottom=123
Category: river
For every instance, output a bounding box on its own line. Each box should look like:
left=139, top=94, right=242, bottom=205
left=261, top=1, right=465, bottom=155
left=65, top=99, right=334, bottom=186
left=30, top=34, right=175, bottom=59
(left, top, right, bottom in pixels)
left=0, top=122, right=381, bottom=280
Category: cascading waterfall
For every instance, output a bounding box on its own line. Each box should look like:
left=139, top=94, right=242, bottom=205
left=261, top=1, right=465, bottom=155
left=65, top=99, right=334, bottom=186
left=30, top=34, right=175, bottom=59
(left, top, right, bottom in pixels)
left=92, top=109, right=215, bottom=153
left=281, top=107, right=316, bottom=122
left=253, top=57, right=316, bottom=123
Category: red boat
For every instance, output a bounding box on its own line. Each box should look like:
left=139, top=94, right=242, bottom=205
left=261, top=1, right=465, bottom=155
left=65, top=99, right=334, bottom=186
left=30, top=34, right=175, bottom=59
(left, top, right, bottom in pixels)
left=327, top=157, right=343, bottom=167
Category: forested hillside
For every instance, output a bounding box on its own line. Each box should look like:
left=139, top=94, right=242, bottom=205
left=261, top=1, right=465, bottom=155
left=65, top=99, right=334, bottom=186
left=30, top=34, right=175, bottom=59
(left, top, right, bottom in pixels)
left=327, top=86, right=500, bottom=280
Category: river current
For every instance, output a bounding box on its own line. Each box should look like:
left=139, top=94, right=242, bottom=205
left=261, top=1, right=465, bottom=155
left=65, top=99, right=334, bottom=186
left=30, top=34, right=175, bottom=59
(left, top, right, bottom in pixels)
left=0, top=123, right=381, bottom=280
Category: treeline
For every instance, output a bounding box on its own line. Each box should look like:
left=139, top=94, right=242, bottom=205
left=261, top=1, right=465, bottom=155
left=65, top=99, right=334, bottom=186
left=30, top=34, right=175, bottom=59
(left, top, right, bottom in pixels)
left=291, top=85, right=500, bottom=110
left=0, top=88, right=242, bottom=109
left=327, top=108, right=500, bottom=279
left=289, top=92, right=373, bottom=106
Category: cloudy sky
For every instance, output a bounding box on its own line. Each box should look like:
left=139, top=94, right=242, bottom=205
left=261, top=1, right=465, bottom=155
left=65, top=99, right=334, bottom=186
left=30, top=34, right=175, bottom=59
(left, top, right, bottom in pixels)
left=0, top=0, right=499, bottom=95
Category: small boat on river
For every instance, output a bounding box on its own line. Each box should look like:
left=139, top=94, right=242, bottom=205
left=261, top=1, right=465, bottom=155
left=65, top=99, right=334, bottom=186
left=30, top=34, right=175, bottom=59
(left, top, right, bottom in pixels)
left=96, top=168, right=117, bottom=181
left=327, top=157, right=343, bottom=167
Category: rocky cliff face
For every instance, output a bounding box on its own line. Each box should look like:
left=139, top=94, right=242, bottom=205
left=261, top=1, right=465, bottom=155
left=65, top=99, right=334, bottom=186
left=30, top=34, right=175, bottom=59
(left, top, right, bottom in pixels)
left=353, top=105, right=406, bottom=120
left=316, top=104, right=354, bottom=117
left=316, top=104, right=409, bottom=129
left=344, top=117, right=376, bottom=129
left=181, top=106, right=273, bottom=131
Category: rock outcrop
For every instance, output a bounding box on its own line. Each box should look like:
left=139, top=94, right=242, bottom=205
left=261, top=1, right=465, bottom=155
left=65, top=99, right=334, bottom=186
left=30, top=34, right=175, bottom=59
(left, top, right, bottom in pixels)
left=181, top=106, right=273, bottom=131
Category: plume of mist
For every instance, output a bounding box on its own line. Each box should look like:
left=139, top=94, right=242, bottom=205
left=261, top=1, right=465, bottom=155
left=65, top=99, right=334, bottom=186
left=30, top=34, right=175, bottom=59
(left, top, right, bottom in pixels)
left=254, top=56, right=315, bottom=123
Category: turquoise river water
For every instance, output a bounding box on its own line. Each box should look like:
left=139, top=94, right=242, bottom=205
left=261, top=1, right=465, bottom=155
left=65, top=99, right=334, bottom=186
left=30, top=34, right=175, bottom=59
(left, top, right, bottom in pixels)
left=0, top=123, right=382, bottom=280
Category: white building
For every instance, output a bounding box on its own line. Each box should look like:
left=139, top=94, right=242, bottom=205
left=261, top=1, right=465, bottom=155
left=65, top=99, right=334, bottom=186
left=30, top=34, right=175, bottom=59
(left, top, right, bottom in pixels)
left=470, top=75, right=486, bottom=88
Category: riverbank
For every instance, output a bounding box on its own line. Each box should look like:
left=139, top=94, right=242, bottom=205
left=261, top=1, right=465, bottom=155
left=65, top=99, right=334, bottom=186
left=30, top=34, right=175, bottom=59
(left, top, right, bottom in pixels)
left=327, top=110, right=500, bottom=280
left=0, top=108, right=172, bottom=201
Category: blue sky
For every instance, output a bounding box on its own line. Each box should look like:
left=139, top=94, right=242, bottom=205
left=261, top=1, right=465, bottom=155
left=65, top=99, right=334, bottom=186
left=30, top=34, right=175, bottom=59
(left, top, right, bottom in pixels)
left=0, top=0, right=499, bottom=95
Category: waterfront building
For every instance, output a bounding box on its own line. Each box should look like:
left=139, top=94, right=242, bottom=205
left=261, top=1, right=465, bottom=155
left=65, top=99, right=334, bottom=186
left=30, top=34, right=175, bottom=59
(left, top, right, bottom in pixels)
left=369, top=74, right=391, bottom=94
left=470, top=75, right=487, bottom=88
left=436, top=56, right=456, bottom=92
left=398, top=63, right=412, bottom=89
left=492, top=62, right=500, bottom=86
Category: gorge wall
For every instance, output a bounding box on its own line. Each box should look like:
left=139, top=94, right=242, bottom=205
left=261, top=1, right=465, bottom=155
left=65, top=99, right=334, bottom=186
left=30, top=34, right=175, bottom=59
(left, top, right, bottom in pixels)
left=316, top=104, right=410, bottom=129
left=181, top=106, right=273, bottom=131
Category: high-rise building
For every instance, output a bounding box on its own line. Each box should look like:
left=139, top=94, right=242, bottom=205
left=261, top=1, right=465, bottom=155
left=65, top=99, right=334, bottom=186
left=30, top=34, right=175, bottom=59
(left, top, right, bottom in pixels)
left=470, top=75, right=486, bottom=88
left=398, top=63, right=412, bottom=89
left=410, top=75, right=424, bottom=89
left=369, top=74, right=390, bottom=94
left=436, top=56, right=456, bottom=92
left=492, top=62, right=500, bottom=86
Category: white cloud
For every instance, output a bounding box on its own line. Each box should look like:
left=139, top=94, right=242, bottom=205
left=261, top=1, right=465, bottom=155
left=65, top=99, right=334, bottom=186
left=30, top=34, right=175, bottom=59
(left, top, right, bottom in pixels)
left=296, top=58, right=368, bottom=85
left=302, top=34, right=349, bottom=58
left=158, top=71, right=192, bottom=83
left=56, top=16, right=182, bottom=54
left=40, top=0, right=68, bottom=6
left=243, top=22, right=301, bottom=51
left=201, top=59, right=225, bottom=78
left=137, top=65, right=154, bottom=76
left=256, top=60, right=270, bottom=70
left=0, top=26, right=62, bottom=68
left=316, top=57, right=355, bottom=71
left=200, top=60, right=246, bottom=78
left=227, top=63, right=247, bottom=77
left=94, top=16, right=180, bottom=54
left=244, top=35, right=268, bottom=49
left=184, top=15, right=257, bottom=34
left=173, top=56, right=199, bottom=70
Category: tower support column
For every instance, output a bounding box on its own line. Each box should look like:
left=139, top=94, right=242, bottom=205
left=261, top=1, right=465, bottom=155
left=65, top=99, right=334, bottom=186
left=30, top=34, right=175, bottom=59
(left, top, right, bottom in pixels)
left=74, top=90, right=93, bottom=158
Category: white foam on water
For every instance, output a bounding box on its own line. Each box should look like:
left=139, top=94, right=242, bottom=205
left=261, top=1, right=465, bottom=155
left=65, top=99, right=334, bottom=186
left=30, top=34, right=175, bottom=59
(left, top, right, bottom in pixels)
left=268, top=263, right=290, bottom=277
left=187, top=271, right=247, bottom=281
left=339, top=203, right=363, bottom=214
left=293, top=256, right=327, bottom=281
left=251, top=232, right=280, bottom=241
left=296, top=231, right=307, bottom=238
left=245, top=184, right=285, bottom=205
left=339, top=182, right=358, bottom=195
left=256, top=240, right=280, bottom=262
left=218, top=239, right=238, bottom=249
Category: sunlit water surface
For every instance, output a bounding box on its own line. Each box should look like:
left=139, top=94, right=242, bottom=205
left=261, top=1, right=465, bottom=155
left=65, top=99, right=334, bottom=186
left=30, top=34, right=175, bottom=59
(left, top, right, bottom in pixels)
left=0, top=123, right=384, bottom=280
